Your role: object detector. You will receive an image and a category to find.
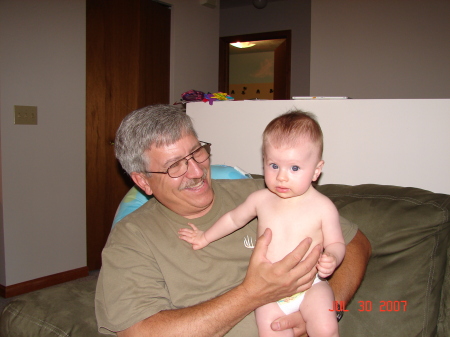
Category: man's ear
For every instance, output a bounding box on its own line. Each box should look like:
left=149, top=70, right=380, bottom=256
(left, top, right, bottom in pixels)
left=312, top=160, right=324, bottom=182
left=130, top=172, right=153, bottom=196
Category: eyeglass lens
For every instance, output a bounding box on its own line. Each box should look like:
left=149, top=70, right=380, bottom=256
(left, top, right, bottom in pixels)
left=167, top=143, right=211, bottom=177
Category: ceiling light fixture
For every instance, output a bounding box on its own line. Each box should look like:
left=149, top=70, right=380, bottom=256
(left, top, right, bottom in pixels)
left=253, top=0, right=268, bottom=9
left=230, top=42, right=256, bottom=48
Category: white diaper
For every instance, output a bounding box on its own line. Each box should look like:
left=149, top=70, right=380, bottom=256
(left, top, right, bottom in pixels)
left=276, top=275, right=322, bottom=315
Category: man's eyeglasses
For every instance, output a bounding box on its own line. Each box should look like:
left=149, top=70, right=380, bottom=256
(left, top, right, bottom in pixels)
left=145, top=142, right=212, bottom=178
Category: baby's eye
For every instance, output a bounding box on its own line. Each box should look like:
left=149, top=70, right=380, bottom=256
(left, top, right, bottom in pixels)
left=270, top=163, right=279, bottom=170
left=291, top=166, right=300, bottom=172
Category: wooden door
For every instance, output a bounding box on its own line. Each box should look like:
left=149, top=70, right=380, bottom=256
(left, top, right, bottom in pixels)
left=86, top=0, right=170, bottom=270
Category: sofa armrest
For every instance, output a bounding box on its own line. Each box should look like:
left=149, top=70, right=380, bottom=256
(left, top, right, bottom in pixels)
left=317, top=184, right=450, bottom=337
left=0, top=274, right=103, bottom=337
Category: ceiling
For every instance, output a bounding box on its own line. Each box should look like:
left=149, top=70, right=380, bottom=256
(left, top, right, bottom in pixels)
left=220, top=1, right=288, bottom=54
left=220, top=0, right=287, bottom=10
left=229, top=39, right=285, bottom=54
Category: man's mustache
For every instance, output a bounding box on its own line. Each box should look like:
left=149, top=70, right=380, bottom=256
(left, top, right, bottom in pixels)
left=179, top=169, right=208, bottom=190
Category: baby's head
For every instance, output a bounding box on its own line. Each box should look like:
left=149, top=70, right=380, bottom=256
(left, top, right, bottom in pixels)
left=262, top=110, right=324, bottom=197
left=263, top=110, right=323, bottom=160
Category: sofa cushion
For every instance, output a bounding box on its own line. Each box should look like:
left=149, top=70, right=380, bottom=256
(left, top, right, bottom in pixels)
left=317, top=184, right=450, bottom=337
left=1, top=184, right=448, bottom=337
left=0, top=274, right=102, bottom=337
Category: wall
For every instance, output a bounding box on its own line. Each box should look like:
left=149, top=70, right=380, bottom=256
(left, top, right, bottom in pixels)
left=229, top=51, right=274, bottom=100
left=187, top=99, right=450, bottom=195
left=220, top=0, right=311, bottom=96
left=310, top=0, right=450, bottom=98
left=169, top=0, right=220, bottom=103
left=0, top=0, right=220, bottom=288
left=0, top=0, right=87, bottom=286
left=220, top=0, right=450, bottom=99
left=230, top=52, right=274, bottom=84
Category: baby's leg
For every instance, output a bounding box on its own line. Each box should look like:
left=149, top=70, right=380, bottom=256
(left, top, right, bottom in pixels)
left=255, top=302, right=294, bottom=337
left=300, top=281, right=339, bottom=337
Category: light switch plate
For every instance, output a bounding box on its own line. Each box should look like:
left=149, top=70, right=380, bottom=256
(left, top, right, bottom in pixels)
left=14, top=105, right=37, bottom=125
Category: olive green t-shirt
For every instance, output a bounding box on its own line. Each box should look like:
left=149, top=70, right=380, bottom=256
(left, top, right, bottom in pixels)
left=95, top=179, right=358, bottom=335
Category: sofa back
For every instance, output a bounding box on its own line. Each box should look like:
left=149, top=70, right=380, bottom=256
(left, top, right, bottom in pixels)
left=317, top=184, right=450, bottom=337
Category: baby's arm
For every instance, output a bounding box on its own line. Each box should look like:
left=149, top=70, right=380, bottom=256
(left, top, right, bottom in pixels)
left=178, top=190, right=262, bottom=250
left=178, top=223, right=209, bottom=250
left=317, top=198, right=346, bottom=278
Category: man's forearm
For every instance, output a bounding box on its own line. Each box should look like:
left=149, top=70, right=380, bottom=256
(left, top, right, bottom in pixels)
left=118, top=284, right=257, bottom=337
left=328, top=229, right=371, bottom=303
left=119, top=229, right=318, bottom=337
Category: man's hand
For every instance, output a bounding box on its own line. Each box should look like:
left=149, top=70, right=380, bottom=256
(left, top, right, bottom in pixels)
left=241, top=228, right=321, bottom=309
left=271, top=311, right=307, bottom=337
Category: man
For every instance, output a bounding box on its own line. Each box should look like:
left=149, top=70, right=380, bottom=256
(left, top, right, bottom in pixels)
left=95, top=105, right=371, bottom=337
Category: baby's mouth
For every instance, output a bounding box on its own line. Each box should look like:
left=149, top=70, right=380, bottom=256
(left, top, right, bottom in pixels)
left=276, top=186, right=290, bottom=193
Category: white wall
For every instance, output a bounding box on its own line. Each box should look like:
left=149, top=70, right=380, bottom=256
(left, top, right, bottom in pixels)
left=0, top=0, right=220, bottom=287
left=169, top=0, right=220, bottom=103
left=230, top=52, right=274, bottom=84
left=187, top=100, right=450, bottom=195
left=310, top=0, right=450, bottom=98
left=0, top=0, right=87, bottom=285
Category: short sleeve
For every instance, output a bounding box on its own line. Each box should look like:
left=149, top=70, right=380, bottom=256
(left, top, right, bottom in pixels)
left=95, top=222, right=173, bottom=334
left=340, top=215, right=358, bottom=245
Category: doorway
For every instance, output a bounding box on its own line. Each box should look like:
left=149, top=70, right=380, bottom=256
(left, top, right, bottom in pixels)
left=219, top=30, right=291, bottom=100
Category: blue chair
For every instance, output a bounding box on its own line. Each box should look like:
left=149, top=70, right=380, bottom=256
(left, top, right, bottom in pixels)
left=112, top=165, right=252, bottom=226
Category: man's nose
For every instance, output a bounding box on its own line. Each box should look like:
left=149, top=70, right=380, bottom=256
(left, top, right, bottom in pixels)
left=185, top=157, right=204, bottom=178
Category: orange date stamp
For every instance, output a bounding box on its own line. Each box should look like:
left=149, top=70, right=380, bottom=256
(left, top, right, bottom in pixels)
left=329, top=300, right=408, bottom=312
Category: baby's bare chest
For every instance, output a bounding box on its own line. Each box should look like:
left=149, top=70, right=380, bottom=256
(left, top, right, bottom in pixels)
left=256, top=201, right=324, bottom=261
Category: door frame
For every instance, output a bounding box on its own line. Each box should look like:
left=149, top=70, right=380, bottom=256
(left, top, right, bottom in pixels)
left=219, top=30, right=291, bottom=100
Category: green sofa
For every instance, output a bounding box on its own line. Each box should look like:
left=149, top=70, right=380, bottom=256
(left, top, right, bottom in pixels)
left=1, top=183, right=449, bottom=336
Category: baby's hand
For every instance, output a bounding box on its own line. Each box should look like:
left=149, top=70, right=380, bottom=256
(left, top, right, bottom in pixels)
left=317, top=252, right=337, bottom=278
left=178, top=223, right=209, bottom=250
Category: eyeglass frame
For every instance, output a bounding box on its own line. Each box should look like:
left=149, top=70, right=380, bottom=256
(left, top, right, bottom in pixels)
left=144, top=141, right=212, bottom=178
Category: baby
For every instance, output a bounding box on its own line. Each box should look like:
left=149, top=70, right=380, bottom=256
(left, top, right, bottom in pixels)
left=179, top=110, right=345, bottom=337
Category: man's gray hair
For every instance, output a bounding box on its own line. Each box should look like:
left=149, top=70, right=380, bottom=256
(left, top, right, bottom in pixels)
left=115, top=104, right=198, bottom=174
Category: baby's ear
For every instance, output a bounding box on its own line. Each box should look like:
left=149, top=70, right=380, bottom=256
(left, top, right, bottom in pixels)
left=130, top=172, right=153, bottom=196
left=313, top=160, right=324, bottom=181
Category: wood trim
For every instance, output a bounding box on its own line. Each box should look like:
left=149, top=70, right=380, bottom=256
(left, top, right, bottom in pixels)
left=274, top=37, right=291, bottom=100
left=218, top=37, right=230, bottom=93
left=0, top=266, right=89, bottom=298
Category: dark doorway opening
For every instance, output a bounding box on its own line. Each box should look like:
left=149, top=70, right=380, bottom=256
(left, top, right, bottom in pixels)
left=219, top=30, right=291, bottom=100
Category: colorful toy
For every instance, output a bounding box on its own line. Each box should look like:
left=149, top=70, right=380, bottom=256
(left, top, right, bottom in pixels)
left=181, top=89, right=205, bottom=102
left=176, top=90, right=234, bottom=106
left=202, top=92, right=234, bottom=105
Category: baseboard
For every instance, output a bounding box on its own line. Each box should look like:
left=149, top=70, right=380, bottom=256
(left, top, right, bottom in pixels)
left=0, top=266, right=89, bottom=298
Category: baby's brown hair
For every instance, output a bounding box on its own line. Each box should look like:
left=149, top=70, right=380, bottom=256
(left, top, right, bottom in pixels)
left=263, top=110, right=323, bottom=158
